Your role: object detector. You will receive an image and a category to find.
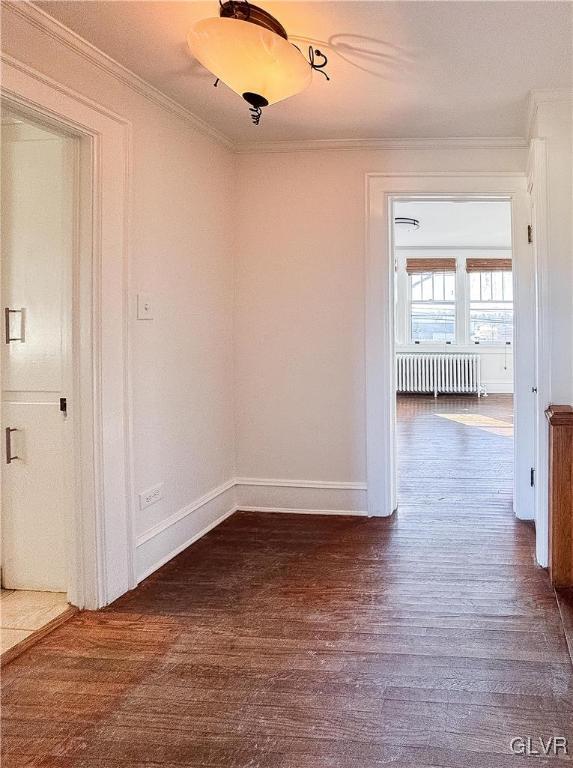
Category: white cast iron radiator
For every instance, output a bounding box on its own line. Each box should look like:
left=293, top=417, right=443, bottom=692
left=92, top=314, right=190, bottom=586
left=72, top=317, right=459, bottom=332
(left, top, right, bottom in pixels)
left=396, top=353, right=482, bottom=397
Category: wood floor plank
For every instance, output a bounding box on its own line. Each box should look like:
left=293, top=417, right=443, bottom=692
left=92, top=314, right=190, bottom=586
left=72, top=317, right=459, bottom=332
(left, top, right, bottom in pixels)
left=2, top=394, right=572, bottom=766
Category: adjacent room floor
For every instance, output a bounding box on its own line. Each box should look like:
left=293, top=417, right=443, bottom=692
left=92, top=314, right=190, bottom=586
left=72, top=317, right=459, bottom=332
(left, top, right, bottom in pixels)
left=396, top=393, right=514, bottom=506
left=0, top=590, right=70, bottom=655
left=2, top=395, right=573, bottom=766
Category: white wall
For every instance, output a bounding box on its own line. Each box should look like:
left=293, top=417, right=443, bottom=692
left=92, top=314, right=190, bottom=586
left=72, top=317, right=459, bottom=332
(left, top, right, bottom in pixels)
left=4, top=6, right=570, bottom=583
left=1, top=7, right=237, bottom=582
left=234, top=147, right=526, bottom=510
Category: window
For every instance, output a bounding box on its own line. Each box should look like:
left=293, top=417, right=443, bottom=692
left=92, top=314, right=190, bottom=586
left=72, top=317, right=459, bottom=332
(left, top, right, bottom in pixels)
left=469, top=270, right=513, bottom=344
left=410, top=271, right=456, bottom=343
left=397, top=256, right=513, bottom=347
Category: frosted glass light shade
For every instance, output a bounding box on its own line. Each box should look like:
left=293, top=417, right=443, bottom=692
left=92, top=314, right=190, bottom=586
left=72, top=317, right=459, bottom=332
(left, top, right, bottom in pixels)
left=187, top=17, right=312, bottom=106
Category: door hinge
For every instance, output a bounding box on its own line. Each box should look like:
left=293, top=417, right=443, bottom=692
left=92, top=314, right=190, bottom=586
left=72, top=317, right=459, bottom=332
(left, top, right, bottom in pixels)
left=530, top=467, right=535, bottom=487
left=59, top=397, right=67, bottom=416
left=527, top=224, right=533, bottom=244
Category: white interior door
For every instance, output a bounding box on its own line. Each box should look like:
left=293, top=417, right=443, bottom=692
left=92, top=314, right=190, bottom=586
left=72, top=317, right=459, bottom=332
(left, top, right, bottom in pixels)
left=1, top=112, right=75, bottom=592
left=512, top=190, right=537, bottom=522
left=530, top=194, right=539, bottom=514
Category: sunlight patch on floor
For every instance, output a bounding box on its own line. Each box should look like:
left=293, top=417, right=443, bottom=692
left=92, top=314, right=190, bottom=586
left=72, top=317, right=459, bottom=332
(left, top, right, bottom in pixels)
left=436, top=412, right=514, bottom=438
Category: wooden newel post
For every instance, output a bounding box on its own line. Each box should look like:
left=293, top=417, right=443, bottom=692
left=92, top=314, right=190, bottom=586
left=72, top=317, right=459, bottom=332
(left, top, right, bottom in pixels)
left=545, top=405, right=573, bottom=586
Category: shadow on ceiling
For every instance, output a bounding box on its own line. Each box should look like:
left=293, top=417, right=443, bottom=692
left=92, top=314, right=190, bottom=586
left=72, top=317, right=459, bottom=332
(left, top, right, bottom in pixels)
left=170, top=32, right=415, bottom=82
left=292, top=33, right=415, bottom=78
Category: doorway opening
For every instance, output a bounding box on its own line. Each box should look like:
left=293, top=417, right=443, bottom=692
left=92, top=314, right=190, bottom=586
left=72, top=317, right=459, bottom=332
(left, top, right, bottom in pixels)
left=366, top=175, right=537, bottom=559
left=1, top=106, right=78, bottom=656
left=392, top=198, right=516, bottom=513
left=2, top=56, right=135, bottom=616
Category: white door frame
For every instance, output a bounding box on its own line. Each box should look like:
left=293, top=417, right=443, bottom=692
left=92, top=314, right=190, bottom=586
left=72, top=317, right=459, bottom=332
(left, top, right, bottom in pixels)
left=1, top=54, right=136, bottom=608
left=527, top=140, right=551, bottom=567
left=365, top=174, right=540, bottom=552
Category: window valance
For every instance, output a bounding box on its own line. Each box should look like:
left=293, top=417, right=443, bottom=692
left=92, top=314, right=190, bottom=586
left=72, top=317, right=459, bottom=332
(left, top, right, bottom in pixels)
left=406, top=258, right=456, bottom=274
left=466, top=258, right=512, bottom=272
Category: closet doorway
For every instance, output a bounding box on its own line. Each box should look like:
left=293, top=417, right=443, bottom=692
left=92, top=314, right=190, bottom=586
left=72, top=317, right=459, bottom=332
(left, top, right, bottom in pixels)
left=1, top=106, right=77, bottom=655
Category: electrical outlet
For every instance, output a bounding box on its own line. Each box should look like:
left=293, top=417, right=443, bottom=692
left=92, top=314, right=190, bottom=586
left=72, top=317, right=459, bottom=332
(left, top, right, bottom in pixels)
left=139, top=482, right=164, bottom=510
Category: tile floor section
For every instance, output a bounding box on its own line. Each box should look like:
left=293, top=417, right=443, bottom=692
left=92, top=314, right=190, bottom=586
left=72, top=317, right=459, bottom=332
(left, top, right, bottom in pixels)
left=0, top=589, right=69, bottom=654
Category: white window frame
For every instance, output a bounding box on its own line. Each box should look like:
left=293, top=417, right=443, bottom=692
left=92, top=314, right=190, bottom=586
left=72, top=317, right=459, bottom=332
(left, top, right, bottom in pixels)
left=407, top=269, right=457, bottom=345
left=395, top=250, right=514, bottom=350
left=467, top=269, right=514, bottom=346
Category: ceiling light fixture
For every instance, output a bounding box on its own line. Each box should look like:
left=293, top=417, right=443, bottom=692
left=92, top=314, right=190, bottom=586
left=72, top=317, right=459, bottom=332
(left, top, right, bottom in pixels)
left=394, top=217, right=421, bottom=231
left=187, top=0, right=330, bottom=125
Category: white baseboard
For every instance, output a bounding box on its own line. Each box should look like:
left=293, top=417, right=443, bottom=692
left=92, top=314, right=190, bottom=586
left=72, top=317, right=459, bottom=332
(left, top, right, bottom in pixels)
left=513, top=498, right=535, bottom=521
left=137, top=505, right=237, bottom=582
left=136, top=479, right=236, bottom=547
left=135, top=480, right=237, bottom=581
left=235, top=478, right=368, bottom=516
left=482, top=380, right=514, bottom=394
left=234, top=477, right=367, bottom=490
left=135, top=476, right=369, bottom=583
left=237, top=506, right=368, bottom=516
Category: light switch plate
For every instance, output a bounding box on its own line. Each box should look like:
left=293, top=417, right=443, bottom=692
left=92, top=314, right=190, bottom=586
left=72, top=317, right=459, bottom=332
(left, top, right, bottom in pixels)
left=137, top=293, right=153, bottom=320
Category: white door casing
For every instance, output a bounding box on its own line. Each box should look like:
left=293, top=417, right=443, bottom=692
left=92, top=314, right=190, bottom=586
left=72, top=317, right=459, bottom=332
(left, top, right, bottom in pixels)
left=365, top=174, right=539, bottom=555
left=1, top=54, right=135, bottom=608
left=511, top=188, right=537, bottom=523
left=527, top=139, right=550, bottom=568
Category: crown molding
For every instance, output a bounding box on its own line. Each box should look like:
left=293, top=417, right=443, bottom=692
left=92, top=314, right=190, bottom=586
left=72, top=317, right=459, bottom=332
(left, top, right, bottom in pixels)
left=6, top=3, right=550, bottom=156
left=234, top=136, right=529, bottom=155
left=5, top=1, right=234, bottom=150
left=527, top=88, right=573, bottom=140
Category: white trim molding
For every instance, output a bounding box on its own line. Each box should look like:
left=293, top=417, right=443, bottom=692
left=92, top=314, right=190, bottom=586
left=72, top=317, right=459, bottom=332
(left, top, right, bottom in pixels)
left=1, top=53, right=135, bottom=609
left=365, top=174, right=534, bottom=530
left=0, top=3, right=535, bottom=157
left=138, top=495, right=368, bottom=581
left=235, top=136, right=529, bottom=155
left=136, top=480, right=237, bottom=582
left=136, top=479, right=236, bottom=547
left=483, top=381, right=514, bottom=395
left=528, top=138, right=551, bottom=567
left=527, top=88, right=573, bottom=141
left=135, top=477, right=369, bottom=582
left=3, top=1, right=233, bottom=149
left=234, top=477, right=367, bottom=491
left=234, top=478, right=367, bottom=517
left=137, top=506, right=238, bottom=582
left=238, top=507, right=368, bottom=516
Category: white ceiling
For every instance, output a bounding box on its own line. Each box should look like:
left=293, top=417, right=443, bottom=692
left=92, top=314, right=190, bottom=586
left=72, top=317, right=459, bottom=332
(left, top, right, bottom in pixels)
left=394, top=200, right=512, bottom=248
left=36, top=1, right=572, bottom=145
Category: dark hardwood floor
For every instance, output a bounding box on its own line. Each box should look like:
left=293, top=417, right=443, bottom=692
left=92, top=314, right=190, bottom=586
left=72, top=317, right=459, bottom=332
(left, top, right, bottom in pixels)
left=2, top=394, right=573, bottom=766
